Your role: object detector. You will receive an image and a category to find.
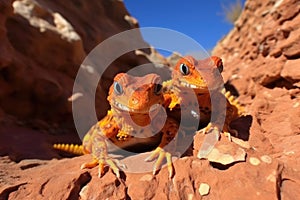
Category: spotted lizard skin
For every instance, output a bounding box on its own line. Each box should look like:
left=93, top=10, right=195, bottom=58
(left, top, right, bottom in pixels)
left=163, top=56, right=244, bottom=138
left=54, top=73, right=179, bottom=178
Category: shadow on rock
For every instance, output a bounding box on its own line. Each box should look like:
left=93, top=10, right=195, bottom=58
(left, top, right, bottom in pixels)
left=230, top=115, right=253, bottom=141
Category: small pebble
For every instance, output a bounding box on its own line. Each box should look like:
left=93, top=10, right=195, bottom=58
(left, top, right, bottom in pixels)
left=260, top=155, right=272, bottom=164
left=199, top=183, right=210, bottom=196
left=266, top=173, right=276, bottom=183
left=79, top=185, right=89, bottom=200
left=284, top=151, right=295, bottom=155
left=187, top=194, right=194, bottom=200
left=249, top=157, right=261, bottom=166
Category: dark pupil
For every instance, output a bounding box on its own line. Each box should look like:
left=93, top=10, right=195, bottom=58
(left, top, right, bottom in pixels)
left=154, top=84, right=162, bottom=95
left=114, top=82, right=123, bottom=95
left=180, top=63, right=189, bottom=75
left=217, top=63, right=223, bottom=73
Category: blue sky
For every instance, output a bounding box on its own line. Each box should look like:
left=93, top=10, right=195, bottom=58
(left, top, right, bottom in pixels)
left=124, top=0, right=245, bottom=56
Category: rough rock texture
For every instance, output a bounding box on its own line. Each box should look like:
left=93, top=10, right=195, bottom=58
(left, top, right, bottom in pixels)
left=213, top=0, right=300, bottom=198
left=1, top=0, right=300, bottom=199
left=0, top=136, right=283, bottom=200
left=0, top=0, right=152, bottom=131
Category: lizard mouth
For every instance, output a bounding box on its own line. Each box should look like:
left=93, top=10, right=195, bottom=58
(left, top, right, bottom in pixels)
left=113, top=101, right=160, bottom=113
left=180, top=81, right=197, bottom=89
left=114, top=101, right=130, bottom=111
left=179, top=80, right=206, bottom=89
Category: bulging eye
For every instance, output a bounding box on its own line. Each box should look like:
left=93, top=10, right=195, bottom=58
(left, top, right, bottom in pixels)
left=180, top=63, right=189, bottom=75
left=113, top=81, right=123, bottom=95
left=217, top=61, right=223, bottom=73
left=211, top=56, right=223, bottom=73
left=154, top=83, right=162, bottom=95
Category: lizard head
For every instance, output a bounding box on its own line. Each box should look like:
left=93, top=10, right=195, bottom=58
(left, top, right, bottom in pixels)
left=107, top=73, right=164, bottom=114
left=172, top=56, right=224, bottom=92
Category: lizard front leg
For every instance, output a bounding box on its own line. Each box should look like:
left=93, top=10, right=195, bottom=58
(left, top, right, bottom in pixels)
left=81, top=112, right=121, bottom=178
left=201, top=120, right=233, bottom=141
left=162, top=80, right=182, bottom=110
left=145, top=118, right=179, bottom=178
left=200, top=91, right=241, bottom=141
left=81, top=134, right=120, bottom=178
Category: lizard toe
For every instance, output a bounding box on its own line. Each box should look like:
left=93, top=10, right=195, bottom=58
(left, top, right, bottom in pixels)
left=146, top=147, right=174, bottom=178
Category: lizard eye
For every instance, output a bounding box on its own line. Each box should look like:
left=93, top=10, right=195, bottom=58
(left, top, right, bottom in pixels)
left=211, top=56, right=223, bottom=73
left=154, top=83, right=163, bottom=95
left=216, top=61, right=223, bottom=73
left=113, top=81, right=123, bottom=95
left=180, top=63, right=190, bottom=75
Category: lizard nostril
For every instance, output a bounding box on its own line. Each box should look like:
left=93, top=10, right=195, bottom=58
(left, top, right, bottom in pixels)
left=131, top=97, right=139, bottom=105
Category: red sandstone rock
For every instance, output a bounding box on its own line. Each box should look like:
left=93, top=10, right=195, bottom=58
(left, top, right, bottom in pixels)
left=0, top=133, right=284, bottom=200
left=213, top=0, right=300, bottom=198
left=1, top=0, right=300, bottom=199
left=0, top=0, right=152, bottom=129
left=281, top=59, right=300, bottom=82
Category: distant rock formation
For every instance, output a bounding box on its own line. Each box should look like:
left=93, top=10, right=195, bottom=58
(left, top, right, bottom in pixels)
left=0, top=0, right=150, bottom=131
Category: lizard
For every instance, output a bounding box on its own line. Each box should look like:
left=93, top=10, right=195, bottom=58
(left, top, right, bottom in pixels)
left=163, top=55, right=244, bottom=146
left=53, top=73, right=180, bottom=178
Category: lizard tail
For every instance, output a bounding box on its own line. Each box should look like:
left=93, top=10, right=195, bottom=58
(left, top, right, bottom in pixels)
left=221, top=88, right=245, bottom=116
left=53, top=143, right=84, bottom=155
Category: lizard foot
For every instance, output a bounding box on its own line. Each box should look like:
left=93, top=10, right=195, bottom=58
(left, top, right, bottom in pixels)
left=223, top=131, right=232, bottom=142
left=199, top=123, right=234, bottom=142
left=81, top=156, right=120, bottom=178
left=145, top=147, right=173, bottom=178
left=198, top=123, right=216, bottom=135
